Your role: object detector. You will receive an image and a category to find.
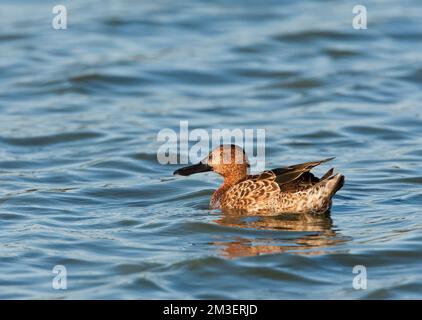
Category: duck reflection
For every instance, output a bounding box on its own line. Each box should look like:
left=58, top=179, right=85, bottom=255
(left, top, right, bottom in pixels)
left=213, top=212, right=346, bottom=258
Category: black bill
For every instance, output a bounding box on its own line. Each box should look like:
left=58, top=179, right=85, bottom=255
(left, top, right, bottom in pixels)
left=173, top=162, right=213, bottom=176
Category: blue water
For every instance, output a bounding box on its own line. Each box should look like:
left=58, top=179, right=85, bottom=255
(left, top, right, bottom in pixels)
left=1, top=0, right=422, bottom=299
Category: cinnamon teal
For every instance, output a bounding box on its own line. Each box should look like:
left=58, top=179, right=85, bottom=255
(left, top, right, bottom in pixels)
left=173, top=144, right=344, bottom=215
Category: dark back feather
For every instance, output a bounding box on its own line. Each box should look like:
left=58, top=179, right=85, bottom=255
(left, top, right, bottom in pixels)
left=271, top=157, right=335, bottom=186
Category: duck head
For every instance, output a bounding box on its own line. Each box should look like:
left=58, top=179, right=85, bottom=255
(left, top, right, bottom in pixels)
left=174, top=144, right=250, bottom=184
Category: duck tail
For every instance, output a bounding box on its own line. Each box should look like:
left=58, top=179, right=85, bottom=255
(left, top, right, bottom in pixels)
left=320, top=168, right=334, bottom=181
left=325, top=173, right=345, bottom=197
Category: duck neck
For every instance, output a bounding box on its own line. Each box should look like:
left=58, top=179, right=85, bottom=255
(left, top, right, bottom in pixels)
left=210, top=169, right=247, bottom=209
left=210, top=184, right=231, bottom=209
left=225, top=167, right=248, bottom=185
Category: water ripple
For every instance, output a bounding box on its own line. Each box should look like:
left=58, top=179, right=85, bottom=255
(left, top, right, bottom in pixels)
left=1, top=0, right=421, bottom=300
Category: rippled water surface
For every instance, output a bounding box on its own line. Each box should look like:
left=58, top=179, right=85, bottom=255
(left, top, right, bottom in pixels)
left=1, top=0, right=422, bottom=299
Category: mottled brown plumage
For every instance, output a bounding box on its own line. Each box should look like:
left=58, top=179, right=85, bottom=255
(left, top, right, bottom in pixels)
left=174, top=145, right=345, bottom=215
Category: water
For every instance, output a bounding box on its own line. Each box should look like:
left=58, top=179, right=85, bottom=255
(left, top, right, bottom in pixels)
left=1, top=0, right=422, bottom=299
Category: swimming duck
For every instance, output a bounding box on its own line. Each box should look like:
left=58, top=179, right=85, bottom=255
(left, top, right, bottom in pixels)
left=174, top=144, right=344, bottom=215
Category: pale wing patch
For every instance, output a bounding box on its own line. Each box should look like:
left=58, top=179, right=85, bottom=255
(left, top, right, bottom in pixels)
left=248, top=171, right=277, bottom=181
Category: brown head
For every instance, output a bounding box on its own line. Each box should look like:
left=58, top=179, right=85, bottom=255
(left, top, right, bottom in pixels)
left=173, top=144, right=250, bottom=185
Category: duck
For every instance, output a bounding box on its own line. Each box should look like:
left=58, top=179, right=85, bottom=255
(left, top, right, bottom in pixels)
left=173, top=144, right=344, bottom=215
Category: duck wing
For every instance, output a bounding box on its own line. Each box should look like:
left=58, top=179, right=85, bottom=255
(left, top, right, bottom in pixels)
left=270, top=157, right=335, bottom=191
